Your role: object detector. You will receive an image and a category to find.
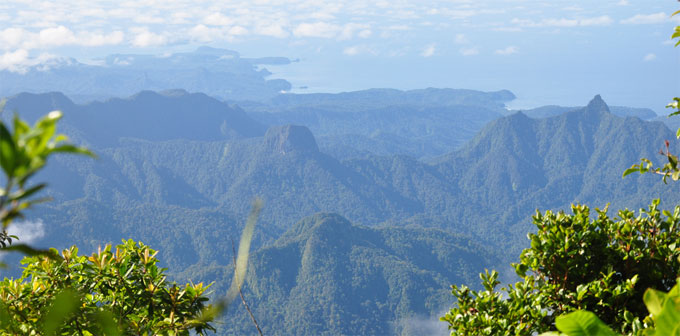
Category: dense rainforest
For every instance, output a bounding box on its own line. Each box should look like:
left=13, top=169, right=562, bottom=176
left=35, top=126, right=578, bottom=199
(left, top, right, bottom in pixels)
left=2, top=86, right=680, bottom=334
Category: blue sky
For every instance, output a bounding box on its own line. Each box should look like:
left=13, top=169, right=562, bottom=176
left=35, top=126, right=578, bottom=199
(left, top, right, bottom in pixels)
left=0, top=0, right=678, bottom=111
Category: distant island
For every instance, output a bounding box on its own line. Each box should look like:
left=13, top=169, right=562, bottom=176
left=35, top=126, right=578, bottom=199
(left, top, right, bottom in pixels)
left=0, top=47, right=292, bottom=102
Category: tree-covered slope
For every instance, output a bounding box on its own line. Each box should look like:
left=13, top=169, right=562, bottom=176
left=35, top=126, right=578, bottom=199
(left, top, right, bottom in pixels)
left=2, top=90, right=265, bottom=147
left=4, top=91, right=678, bottom=334
left=17, top=93, right=678, bottom=259
left=245, top=88, right=509, bottom=159
left=515, top=104, right=657, bottom=119
left=430, top=95, right=679, bottom=246
left=191, top=213, right=496, bottom=335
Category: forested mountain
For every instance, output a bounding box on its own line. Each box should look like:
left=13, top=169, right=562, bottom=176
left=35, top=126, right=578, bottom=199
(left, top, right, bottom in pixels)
left=430, top=95, right=678, bottom=246
left=3, top=91, right=676, bottom=335
left=244, top=88, right=512, bottom=159
left=513, top=104, right=657, bottom=119
left=0, top=47, right=292, bottom=102
left=240, top=88, right=515, bottom=112
left=2, top=90, right=265, bottom=146
left=184, top=213, right=497, bottom=335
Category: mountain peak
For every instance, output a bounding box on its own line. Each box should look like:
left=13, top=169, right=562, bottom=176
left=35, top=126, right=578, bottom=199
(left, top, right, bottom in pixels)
left=586, top=94, right=610, bottom=114
left=264, top=125, right=319, bottom=154
left=277, top=213, right=352, bottom=244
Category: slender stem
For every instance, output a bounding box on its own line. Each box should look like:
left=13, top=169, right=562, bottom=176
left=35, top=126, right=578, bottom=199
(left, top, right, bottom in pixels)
left=231, top=240, right=263, bottom=336
left=0, top=178, right=13, bottom=222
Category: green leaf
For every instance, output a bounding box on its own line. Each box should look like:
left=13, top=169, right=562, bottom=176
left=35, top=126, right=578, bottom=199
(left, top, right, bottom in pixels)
left=49, top=144, right=97, bottom=158
left=0, top=300, right=11, bottom=329
left=8, top=183, right=46, bottom=202
left=0, top=122, right=16, bottom=177
left=651, top=296, right=680, bottom=336
left=645, top=289, right=667, bottom=316
left=93, top=310, right=121, bottom=336
left=623, top=165, right=641, bottom=177
left=43, top=289, right=81, bottom=335
left=555, top=310, right=617, bottom=336
left=1, top=243, right=62, bottom=260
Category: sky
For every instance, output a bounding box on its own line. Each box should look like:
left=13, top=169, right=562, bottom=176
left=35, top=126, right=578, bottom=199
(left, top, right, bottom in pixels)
left=0, top=0, right=679, bottom=112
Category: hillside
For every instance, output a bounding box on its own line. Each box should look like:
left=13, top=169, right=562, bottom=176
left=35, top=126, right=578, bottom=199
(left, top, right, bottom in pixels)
left=246, top=88, right=510, bottom=159
left=3, top=91, right=679, bottom=334
left=16, top=93, right=678, bottom=255
left=433, top=95, right=679, bottom=245
left=2, top=90, right=266, bottom=147
left=514, top=104, right=657, bottom=119
left=184, top=213, right=496, bottom=335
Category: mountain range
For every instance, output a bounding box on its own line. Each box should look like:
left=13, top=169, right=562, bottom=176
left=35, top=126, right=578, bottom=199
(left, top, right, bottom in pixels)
left=2, top=90, right=678, bottom=335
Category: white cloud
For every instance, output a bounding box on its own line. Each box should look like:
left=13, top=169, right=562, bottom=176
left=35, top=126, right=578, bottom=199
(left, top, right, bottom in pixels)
left=579, top=16, right=613, bottom=26
left=454, top=33, right=468, bottom=44
left=203, top=13, right=234, bottom=26
left=343, top=46, right=360, bottom=56
left=79, top=31, right=125, bottom=46
left=6, top=220, right=46, bottom=245
left=621, top=12, right=669, bottom=25
left=133, top=15, right=166, bottom=24
left=386, top=25, right=411, bottom=31
left=37, top=26, right=77, bottom=47
left=339, top=23, right=371, bottom=40
left=229, top=26, right=249, bottom=36
left=459, top=46, right=479, bottom=56
left=357, top=29, right=372, bottom=38
left=0, top=28, right=30, bottom=49
left=512, top=15, right=612, bottom=28
left=0, top=219, right=46, bottom=260
left=293, top=22, right=341, bottom=38
left=342, top=44, right=377, bottom=56
left=644, top=53, right=656, bottom=61
left=493, top=26, right=523, bottom=32
left=617, top=0, right=630, bottom=5
left=495, top=46, right=518, bottom=55
left=421, top=44, right=436, bottom=57
left=188, top=24, right=225, bottom=43
left=0, top=49, right=32, bottom=72
left=256, top=24, right=289, bottom=38
left=0, top=26, right=123, bottom=50
left=130, top=28, right=169, bottom=47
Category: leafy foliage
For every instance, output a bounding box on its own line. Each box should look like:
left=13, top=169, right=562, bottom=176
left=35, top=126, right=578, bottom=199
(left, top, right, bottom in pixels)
left=623, top=11, right=680, bottom=183
left=539, top=310, right=617, bottom=336
left=0, top=111, right=223, bottom=335
left=0, top=107, right=94, bottom=251
left=538, top=281, right=680, bottom=336
left=0, top=239, right=214, bottom=335
left=5, top=90, right=679, bottom=334
left=542, top=12, right=680, bottom=336
left=442, top=201, right=680, bottom=335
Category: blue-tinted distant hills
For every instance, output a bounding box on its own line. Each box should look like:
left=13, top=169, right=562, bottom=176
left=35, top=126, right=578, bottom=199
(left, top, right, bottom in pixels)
left=512, top=104, right=657, bottom=120
left=245, top=87, right=514, bottom=159
left=4, top=90, right=678, bottom=335
left=2, top=90, right=266, bottom=147
left=239, top=87, right=515, bottom=111
left=0, top=47, right=292, bottom=102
